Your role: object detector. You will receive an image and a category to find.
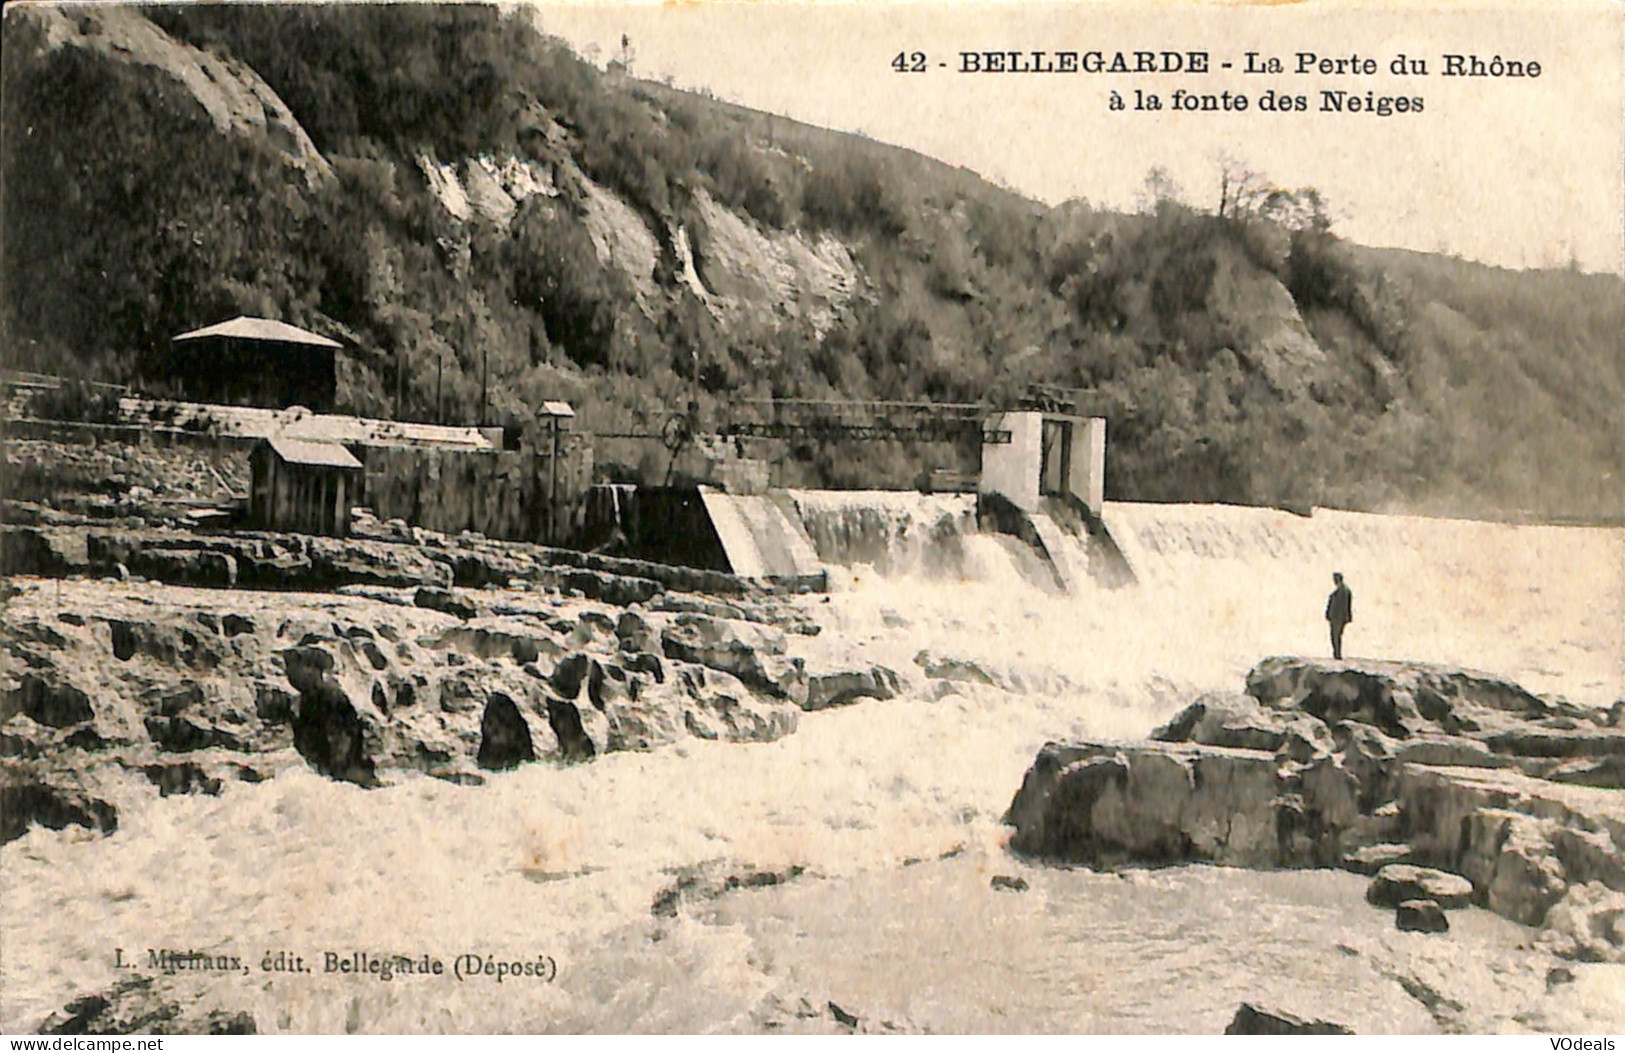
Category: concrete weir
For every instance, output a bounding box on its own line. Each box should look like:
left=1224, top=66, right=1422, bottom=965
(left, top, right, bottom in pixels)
left=585, top=483, right=1137, bottom=593
left=697, top=488, right=825, bottom=587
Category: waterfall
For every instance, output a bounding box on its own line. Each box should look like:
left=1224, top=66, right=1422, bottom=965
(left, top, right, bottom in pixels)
left=780, top=490, right=994, bottom=581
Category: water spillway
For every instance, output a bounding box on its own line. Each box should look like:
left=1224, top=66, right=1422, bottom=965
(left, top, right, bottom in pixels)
left=697, top=489, right=823, bottom=584
left=781, top=490, right=980, bottom=579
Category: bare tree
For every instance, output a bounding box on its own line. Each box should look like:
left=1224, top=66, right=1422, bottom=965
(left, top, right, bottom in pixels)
left=1215, top=152, right=1273, bottom=220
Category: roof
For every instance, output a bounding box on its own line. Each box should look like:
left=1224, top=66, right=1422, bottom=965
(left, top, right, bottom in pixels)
left=173, top=316, right=343, bottom=349
left=541, top=401, right=576, bottom=418
left=121, top=398, right=502, bottom=451
left=264, top=436, right=363, bottom=470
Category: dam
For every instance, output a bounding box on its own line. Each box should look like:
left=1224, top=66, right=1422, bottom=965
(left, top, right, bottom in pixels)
left=581, top=408, right=1131, bottom=591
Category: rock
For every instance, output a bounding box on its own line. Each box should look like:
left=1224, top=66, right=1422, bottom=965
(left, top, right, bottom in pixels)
left=1366, top=864, right=1474, bottom=909
left=1, top=525, right=91, bottom=577
left=37, top=975, right=256, bottom=1035
left=6, top=673, right=94, bottom=727
left=1277, top=716, right=1337, bottom=763
left=128, top=549, right=237, bottom=589
left=1343, top=842, right=1413, bottom=875
left=1152, top=692, right=1291, bottom=752
left=140, top=761, right=224, bottom=797
left=1484, top=815, right=1569, bottom=926
left=1397, top=766, right=1593, bottom=927
left=428, top=625, right=557, bottom=665
left=1484, top=728, right=1625, bottom=760
left=144, top=715, right=243, bottom=752
left=1551, top=824, right=1625, bottom=891
left=476, top=693, right=536, bottom=771
left=551, top=653, right=592, bottom=701
left=1249, top=655, right=1549, bottom=722
left=304, top=537, right=454, bottom=591
left=1543, top=756, right=1625, bottom=789
left=1247, top=659, right=1425, bottom=739
left=545, top=697, right=596, bottom=762
left=1394, top=735, right=1505, bottom=768
left=990, top=874, right=1028, bottom=892
left=624, top=650, right=665, bottom=683
left=1396, top=898, right=1450, bottom=933
left=1, top=777, right=118, bottom=845
left=827, top=1002, right=859, bottom=1029
left=1537, top=881, right=1625, bottom=961
left=648, top=594, right=748, bottom=619
left=1008, top=659, right=1625, bottom=950
left=1225, top=1003, right=1354, bottom=1035
left=615, top=611, right=660, bottom=654
left=661, top=615, right=804, bottom=701
left=281, top=646, right=379, bottom=787
left=650, top=860, right=807, bottom=917
left=1297, top=755, right=1363, bottom=862
left=414, top=587, right=477, bottom=620
left=1004, top=742, right=1282, bottom=867
left=913, top=649, right=1002, bottom=689
left=803, top=666, right=900, bottom=711
left=675, top=666, right=799, bottom=745
left=546, top=568, right=661, bottom=607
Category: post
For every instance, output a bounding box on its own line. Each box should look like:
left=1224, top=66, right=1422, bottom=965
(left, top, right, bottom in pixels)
left=549, top=417, right=561, bottom=543
left=395, top=344, right=403, bottom=420
left=436, top=355, right=443, bottom=425
left=481, top=342, right=489, bottom=426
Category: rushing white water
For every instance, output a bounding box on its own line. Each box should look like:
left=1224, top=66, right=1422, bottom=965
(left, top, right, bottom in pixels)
left=2, top=502, right=1621, bottom=1034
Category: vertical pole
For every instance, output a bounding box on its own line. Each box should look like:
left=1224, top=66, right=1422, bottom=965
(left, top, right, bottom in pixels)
left=481, top=342, right=489, bottom=425
left=436, top=355, right=443, bottom=425
left=549, top=417, right=561, bottom=544
left=395, top=344, right=403, bottom=420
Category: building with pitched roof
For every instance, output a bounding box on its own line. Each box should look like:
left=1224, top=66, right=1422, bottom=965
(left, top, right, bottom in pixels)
left=162, top=316, right=342, bottom=411
left=249, top=436, right=363, bottom=536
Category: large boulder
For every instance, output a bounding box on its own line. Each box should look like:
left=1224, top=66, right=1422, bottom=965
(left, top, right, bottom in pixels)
left=1005, top=741, right=1282, bottom=867
left=1011, top=658, right=1625, bottom=954
left=1366, top=863, right=1474, bottom=909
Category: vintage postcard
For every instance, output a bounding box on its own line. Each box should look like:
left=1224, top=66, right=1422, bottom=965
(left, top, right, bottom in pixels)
left=1, top=0, right=1621, bottom=1037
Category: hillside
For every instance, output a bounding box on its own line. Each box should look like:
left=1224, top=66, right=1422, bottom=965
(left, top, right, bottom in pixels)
left=2, top=3, right=1619, bottom=520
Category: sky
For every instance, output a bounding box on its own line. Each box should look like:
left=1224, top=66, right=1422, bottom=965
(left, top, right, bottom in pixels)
left=529, top=0, right=1624, bottom=274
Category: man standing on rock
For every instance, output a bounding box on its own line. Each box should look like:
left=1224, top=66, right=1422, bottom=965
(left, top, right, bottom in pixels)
left=1325, top=572, right=1353, bottom=659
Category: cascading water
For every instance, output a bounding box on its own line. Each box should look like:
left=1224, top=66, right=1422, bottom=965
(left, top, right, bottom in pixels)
left=782, top=489, right=1055, bottom=585
left=582, top=482, right=638, bottom=550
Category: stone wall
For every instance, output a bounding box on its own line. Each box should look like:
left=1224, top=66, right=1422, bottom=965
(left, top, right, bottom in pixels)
left=358, top=439, right=591, bottom=543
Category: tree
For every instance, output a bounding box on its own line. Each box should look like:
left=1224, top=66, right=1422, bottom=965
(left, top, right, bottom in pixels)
left=1215, top=152, right=1273, bottom=220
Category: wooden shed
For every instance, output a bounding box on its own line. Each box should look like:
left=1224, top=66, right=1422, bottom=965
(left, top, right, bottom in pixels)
left=250, top=437, right=363, bottom=537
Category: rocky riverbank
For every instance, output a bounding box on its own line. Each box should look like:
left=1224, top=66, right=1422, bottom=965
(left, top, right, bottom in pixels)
left=2, top=571, right=896, bottom=850
left=1005, top=656, right=1625, bottom=964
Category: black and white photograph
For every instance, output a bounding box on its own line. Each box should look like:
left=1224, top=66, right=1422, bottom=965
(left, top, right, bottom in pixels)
left=1, top=0, right=1621, bottom=1036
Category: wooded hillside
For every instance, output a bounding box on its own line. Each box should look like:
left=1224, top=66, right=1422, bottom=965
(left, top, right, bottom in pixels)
left=3, top=3, right=1618, bottom=520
